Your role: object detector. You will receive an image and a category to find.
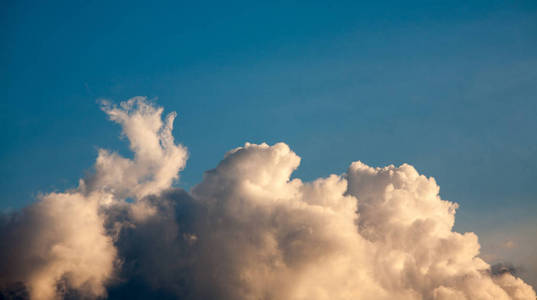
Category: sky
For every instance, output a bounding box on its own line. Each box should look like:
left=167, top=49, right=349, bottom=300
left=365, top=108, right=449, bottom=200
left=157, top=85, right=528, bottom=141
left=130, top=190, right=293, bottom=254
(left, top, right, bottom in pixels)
left=1, top=0, right=537, bottom=296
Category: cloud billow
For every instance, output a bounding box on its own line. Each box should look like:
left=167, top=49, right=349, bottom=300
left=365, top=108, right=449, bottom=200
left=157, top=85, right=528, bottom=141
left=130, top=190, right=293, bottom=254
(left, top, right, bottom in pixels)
left=0, top=97, right=534, bottom=300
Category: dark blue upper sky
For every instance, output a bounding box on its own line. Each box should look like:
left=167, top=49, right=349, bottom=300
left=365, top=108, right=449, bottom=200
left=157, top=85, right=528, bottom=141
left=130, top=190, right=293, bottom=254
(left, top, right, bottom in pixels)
left=2, top=0, right=537, bottom=280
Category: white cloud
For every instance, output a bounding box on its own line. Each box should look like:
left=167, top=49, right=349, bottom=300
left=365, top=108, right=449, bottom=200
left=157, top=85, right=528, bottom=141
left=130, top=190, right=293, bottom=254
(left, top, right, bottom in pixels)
left=0, top=192, right=117, bottom=300
left=86, top=97, right=188, bottom=201
left=0, top=98, right=534, bottom=300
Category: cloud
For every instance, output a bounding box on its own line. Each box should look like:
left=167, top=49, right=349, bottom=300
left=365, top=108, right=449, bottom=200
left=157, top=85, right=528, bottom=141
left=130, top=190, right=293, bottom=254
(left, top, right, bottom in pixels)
left=491, top=263, right=521, bottom=277
left=0, top=192, right=117, bottom=300
left=1, top=97, right=535, bottom=300
left=86, top=97, right=188, bottom=202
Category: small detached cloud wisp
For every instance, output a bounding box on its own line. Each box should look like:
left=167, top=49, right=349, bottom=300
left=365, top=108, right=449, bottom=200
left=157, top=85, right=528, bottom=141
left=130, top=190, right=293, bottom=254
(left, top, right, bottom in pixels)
left=0, top=97, right=535, bottom=300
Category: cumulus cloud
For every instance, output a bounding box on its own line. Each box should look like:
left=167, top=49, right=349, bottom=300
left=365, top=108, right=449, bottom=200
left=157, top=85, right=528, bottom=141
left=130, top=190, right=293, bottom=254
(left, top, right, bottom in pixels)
left=0, top=97, right=535, bottom=300
left=0, top=192, right=117, bottom=300
left=86, top=97, right=188, bottom=201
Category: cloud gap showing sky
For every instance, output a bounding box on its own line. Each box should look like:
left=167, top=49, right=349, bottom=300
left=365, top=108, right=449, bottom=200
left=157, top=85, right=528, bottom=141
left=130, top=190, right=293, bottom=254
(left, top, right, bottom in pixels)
left=0, top=98, right=535, bottom=300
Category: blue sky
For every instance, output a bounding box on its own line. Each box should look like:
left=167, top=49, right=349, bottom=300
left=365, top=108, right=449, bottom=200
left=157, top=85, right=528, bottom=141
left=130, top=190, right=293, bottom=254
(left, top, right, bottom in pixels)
left=2, top=0, right=537, bottom=285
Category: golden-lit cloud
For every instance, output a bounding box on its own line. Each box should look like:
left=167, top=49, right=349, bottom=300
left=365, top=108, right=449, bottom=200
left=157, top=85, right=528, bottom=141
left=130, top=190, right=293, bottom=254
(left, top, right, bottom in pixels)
left=1, top=98, right=534, bottom=300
